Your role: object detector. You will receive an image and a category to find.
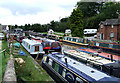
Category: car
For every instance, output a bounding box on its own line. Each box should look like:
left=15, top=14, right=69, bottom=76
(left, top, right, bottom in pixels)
left=0, top=33, right=4, bottom=40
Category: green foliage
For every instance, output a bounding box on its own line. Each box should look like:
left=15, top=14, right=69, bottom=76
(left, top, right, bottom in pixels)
left=69, top=8, right=83, bottom=37
left=77, top=2, right=120, bottom=29
left=77, top=2, right=100, bottom=18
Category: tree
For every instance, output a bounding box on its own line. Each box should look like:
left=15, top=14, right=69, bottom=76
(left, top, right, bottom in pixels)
left=15, top=24, right=18, bottom=28
left=69, top=8, right=83, bottom=37
left=77, top=2, right=100, bottom=18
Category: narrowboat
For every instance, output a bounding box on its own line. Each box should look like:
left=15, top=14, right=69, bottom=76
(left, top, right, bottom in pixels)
left=78, top=47, right=120, bottom=61
left=89, top=40, right=120, bottom=53
left=41, top=52, right=120, bottom=83
left=48, top=34, right=63, bottom=42
left=32, top=37, right=62, bottom=53
left=16, top=36, right=24, bottom=43
left=63, top=36, right=89, bottom=46
left=42, top=39, right=61, bottom=52
left=63, top=50, right=120, bottom=78
left=22, top=39, right=45, bottom=57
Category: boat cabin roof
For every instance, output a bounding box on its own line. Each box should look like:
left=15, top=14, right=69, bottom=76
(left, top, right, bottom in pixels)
left=22, top=39, right=42, bottom=45
left=40, top=38, right=59, bottom=43
left=64, top=50, right=114, bottom=65
left=48, top=53, right=119, bottom=81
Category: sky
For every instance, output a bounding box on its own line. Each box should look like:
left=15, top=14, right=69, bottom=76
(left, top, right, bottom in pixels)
left=0, top=0, right=120, bottom=26
left=0, top=0, right=80, bottom=26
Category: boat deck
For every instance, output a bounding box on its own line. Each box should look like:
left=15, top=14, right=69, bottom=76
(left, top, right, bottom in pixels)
left=64, top=50, right=115, bottom=65
left=79, top=48, right=120, bottom=61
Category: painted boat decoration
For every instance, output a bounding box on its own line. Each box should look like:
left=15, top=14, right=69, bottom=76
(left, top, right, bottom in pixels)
left=31, top=36, right=62, bottom=53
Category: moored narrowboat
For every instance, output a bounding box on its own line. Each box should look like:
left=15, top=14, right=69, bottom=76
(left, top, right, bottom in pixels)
left=22, top=39, right=45, bottom=58
left=41, top=52, right=120, bottom=83
left=63, top=49, right=120, bottom=78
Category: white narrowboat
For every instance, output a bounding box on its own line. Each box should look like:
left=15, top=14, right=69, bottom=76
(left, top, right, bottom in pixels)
left=22, top=39, right=45, bottom=55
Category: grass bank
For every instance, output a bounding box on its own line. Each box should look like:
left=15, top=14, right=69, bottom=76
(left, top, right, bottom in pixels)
left=13, top=41, right=53, bottom=82
left=1, top=40, right=10, bottom=80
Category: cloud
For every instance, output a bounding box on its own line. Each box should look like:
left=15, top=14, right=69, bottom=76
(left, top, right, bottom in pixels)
left=0, top=0, right=80, bottom=25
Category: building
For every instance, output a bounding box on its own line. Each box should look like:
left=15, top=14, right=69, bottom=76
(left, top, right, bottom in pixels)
left=99, top=15, right=120, bottom=41
left=14, top=28, right=23, bottom=33
left=48, top=29, right=54, bottom=34
left=1, top=25, right=9, bottom=32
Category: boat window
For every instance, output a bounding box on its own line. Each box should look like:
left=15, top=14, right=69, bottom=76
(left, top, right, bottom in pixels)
left=75, top=77, right=84, bottom=83
left=24, top=41, right=25, bottom=45
left=48, top=58, right=52, bottom=66
left=26, top=43, right=28, bottom=47
left=62, top=68, right=66, bottom=78
left=34, top=46, right=39, bottom=52
left=54, top=62, right=59, bottom=72
left=28, top=45, right=30, bottom=49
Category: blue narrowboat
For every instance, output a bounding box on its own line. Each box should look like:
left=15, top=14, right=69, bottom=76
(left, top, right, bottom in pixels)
left=41, top=52, right=120, bottom=83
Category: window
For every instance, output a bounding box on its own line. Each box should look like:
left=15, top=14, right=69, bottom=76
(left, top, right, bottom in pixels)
left=111, top=25, right=114, bottom=28
left=96, top=43, right=99, bottom=46
left=109, top=44, right=113, bottom=48
left=54, top=63, right=59, bottom=72
left=75, top=77, right=84, bottom=83
left=101, top=25, right=103, bottom=28
left=110, top=33, right=114, bottom=38
left=34, top=46, right=39, bottom=52
left=28, top=45, right=30, bottom=49
left=48, top=58, right=52, bottom=66
left=62, top=68, right=66, bottom=78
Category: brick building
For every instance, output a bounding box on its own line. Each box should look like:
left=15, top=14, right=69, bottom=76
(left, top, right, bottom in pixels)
left=98, top=15, right=120, bottom=41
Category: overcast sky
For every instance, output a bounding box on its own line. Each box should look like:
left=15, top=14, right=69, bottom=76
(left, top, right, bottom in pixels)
left=0, top=0, right=81, bottom=25
left=0, top=0, right=120, bottom=26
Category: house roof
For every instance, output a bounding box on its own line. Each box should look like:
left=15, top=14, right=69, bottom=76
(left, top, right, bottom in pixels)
left=101, top=19, right=120, bottom=25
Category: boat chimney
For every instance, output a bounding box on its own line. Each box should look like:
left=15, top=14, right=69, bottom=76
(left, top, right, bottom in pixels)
left=65, top=58, right=67, bottom=64
left=110, top=54, right=113, bottom=62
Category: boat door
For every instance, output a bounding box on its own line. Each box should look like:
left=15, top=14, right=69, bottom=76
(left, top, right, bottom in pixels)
left=34, top=45, right=40, bottom=52
left=101, top=33, right=103, bottom=40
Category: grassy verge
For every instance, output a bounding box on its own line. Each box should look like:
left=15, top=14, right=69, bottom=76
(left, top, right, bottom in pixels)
left=13, top=42, right=53, bottom=82
left=1, top=40, right=10, bottom=80
left=0, top=42, right=2, bottom=83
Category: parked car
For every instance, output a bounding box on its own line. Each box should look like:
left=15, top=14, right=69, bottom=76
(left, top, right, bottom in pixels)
left=0, top=33, right=4, bottom=40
